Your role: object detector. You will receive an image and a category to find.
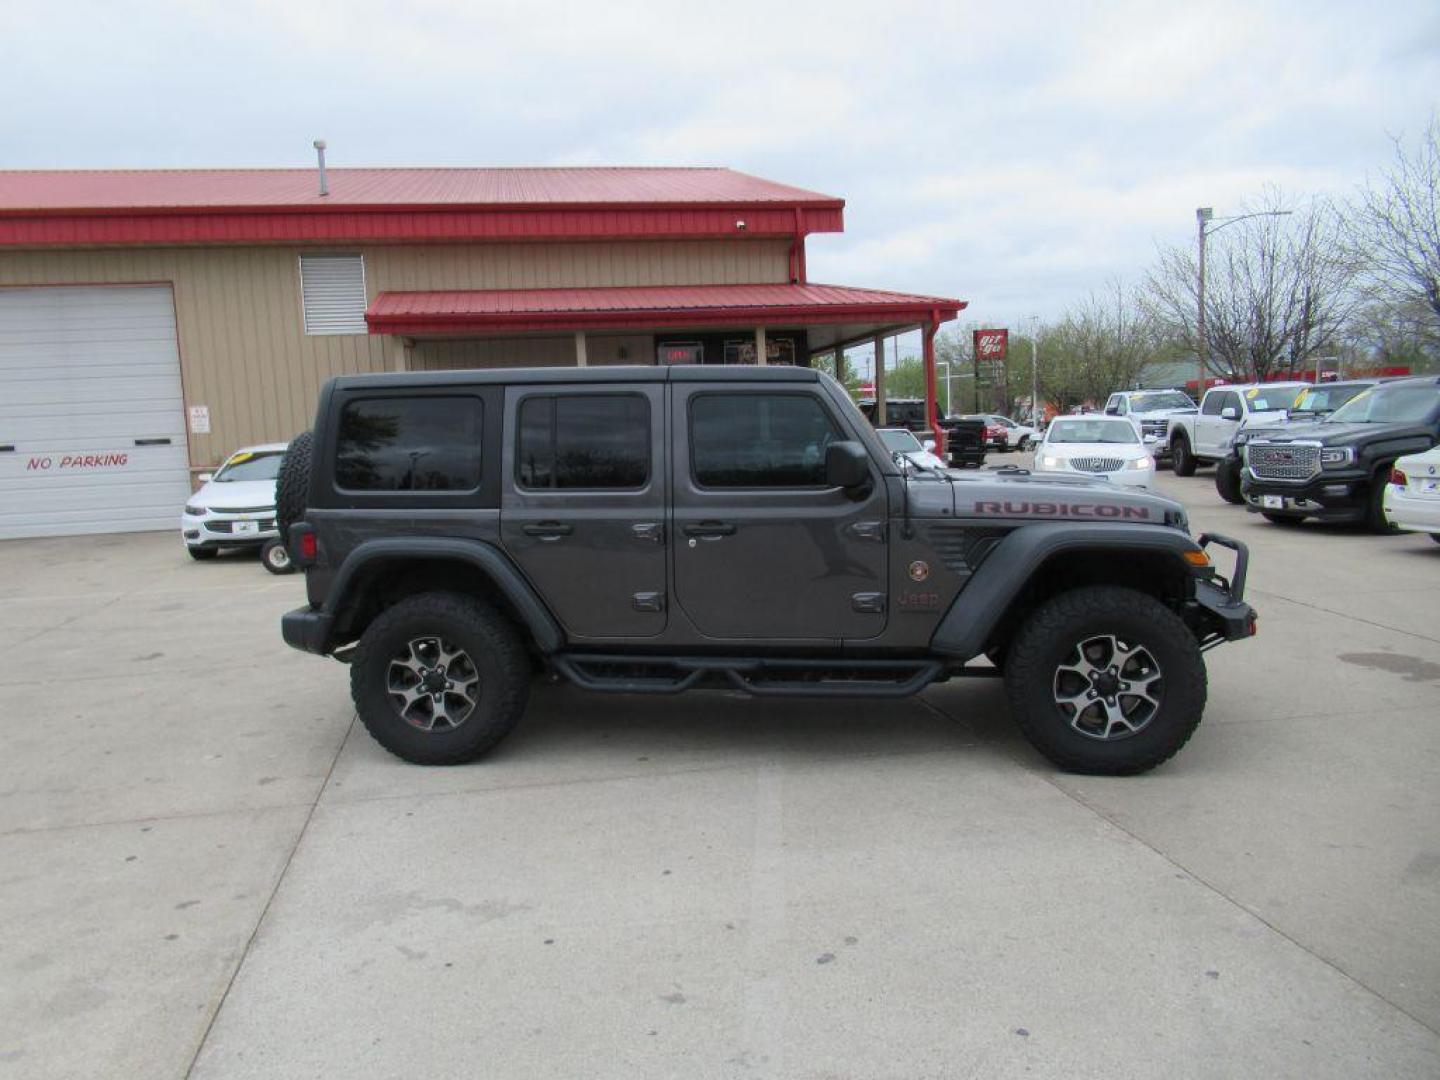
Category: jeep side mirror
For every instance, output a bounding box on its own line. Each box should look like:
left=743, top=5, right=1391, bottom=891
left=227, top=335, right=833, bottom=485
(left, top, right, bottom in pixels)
left=825, top=441, right=871, bottom=490
left=1220, top=406, right=1238, bottom=420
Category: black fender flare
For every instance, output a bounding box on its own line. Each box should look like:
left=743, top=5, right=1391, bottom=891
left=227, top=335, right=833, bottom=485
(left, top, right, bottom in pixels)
left=929, top=524, right=1203, bottom=660
left=325, top=536, right=564, bottom=653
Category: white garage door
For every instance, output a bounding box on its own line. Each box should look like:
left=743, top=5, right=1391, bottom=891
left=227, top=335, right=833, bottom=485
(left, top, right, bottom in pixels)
left=0, top=285, right=192, bottom=539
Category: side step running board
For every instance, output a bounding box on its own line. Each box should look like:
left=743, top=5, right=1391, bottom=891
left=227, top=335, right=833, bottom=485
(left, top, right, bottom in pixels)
left=550, top=654, right=949, bottom=698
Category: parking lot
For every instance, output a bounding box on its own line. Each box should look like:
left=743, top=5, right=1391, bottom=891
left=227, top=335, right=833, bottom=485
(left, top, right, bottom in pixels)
left=2, top=462, right=1438, bottom=1079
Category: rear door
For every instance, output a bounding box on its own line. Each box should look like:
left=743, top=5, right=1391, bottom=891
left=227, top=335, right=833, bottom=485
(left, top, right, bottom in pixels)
left=670, top=384, right=888, bottom=642
left=500, top=385, right=667, bottom=640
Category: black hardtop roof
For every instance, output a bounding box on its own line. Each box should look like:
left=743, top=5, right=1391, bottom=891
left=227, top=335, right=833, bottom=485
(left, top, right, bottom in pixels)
left=329, top=364, right=823, bottom=392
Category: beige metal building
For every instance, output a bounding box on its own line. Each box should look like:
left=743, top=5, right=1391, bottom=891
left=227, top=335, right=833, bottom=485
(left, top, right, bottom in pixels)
left=0, top=167, right=964, bottom=538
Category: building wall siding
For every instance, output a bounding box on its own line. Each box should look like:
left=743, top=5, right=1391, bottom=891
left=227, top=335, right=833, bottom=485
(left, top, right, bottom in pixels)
left=0, top=239, right=787, bottom=467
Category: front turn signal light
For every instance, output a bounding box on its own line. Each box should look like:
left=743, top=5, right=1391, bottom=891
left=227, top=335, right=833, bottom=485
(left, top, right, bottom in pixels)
left=1182, top=549, right=1212, bottom=568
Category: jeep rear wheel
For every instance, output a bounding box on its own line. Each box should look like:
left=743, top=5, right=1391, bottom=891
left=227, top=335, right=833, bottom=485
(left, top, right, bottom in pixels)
left=351, top=592, right=530, bottom=765
left=1003, top=586, right=1206, bottom=775
left=1171, top=434, right=1196, bottom=477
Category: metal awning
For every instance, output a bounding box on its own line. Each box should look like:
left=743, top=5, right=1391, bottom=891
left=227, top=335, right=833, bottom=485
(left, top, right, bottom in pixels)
left=365, top=282, right=965, bottom=346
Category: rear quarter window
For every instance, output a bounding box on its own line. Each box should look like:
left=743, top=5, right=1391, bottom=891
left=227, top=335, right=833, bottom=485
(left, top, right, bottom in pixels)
left=334, top=396, right=483, bottom=491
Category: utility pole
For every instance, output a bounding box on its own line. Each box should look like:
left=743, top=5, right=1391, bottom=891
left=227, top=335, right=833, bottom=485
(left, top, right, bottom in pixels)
left=1030, top=316, right=1040, bottom=425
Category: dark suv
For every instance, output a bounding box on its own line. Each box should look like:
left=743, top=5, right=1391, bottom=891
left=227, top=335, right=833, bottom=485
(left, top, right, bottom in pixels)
left=278, top=366, right=1256, bottom=775
left=1239, top=376, right=1440, bottom=530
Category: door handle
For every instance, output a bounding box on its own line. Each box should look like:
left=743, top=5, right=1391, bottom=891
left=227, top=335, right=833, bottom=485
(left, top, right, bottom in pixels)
left=682, top=521, right=736, bottom=539
left=522, top=522, right=574, bottom=540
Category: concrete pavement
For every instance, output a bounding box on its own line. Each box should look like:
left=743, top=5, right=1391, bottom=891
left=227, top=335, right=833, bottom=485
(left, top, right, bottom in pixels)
left=1, top=468, right=1437, bottom=1079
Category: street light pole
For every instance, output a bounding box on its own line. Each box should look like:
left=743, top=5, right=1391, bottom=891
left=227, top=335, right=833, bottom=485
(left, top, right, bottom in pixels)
left=1196, top=207, right=1212, bottom=397
left=1195, top=205, right=1293, bottom=394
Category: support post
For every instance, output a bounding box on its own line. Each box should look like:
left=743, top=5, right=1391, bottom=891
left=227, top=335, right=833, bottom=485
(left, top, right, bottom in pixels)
left=873, top=335, right=886, bottom=426
left=923, top=320, right=944, bottom=456
left=574, top=331, right=588, bottom=367
left=754, top=326, right=767, bottom=365
left=835, top=346, right=845, bottom=381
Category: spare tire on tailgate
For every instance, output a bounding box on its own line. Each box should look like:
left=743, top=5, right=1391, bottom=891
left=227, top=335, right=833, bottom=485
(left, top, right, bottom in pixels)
left=275, top=431, right=313, bottom=543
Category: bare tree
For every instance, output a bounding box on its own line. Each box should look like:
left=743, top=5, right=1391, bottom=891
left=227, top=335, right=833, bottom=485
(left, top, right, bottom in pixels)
left=1146, top=190, right=1363, bottom=381
left=1353, top=115, right=1440, bottom=340
left=1046, top=280, right=1157, bottom=405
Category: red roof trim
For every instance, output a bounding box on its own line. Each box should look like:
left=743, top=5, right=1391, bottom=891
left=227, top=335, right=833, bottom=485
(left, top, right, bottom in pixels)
left=366, top=283, right=966, bottom=336
left=0, top=206, right=843, bottom=248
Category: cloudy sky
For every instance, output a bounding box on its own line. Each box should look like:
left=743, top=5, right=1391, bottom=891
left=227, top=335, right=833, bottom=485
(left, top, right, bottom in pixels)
left=3, top=0, right=1436, bottom=350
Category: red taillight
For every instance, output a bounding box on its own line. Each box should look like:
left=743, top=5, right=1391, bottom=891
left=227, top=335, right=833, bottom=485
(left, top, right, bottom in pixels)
left=1390, top=467, right=1408, bottom=487
left=299, top=532, right=318, bottom=560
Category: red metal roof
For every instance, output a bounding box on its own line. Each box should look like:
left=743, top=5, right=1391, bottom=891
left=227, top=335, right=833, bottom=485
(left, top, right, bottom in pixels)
left=0, top=167, right=844, bottom=248
left=0, top=167, right=841, bottom=211
left=366, top=282, right=966, bottom=335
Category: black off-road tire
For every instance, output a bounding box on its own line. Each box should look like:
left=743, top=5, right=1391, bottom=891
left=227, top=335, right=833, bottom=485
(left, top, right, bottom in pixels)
left=1364, top=470, right=1398, bottom=534
left=1171, top=434, right=1196, bottom=476
left=351, top=592, right=530, bottom=766
left=275, top=430, right=313, bottom=543
left=260, top=538, right=294, bottom=575
left=1261, top=512, right=1304, bottom=525
left=1215, top=459, right=1243, bottom=504
left=1003, top=586, right=1207, bottom=775
left=187, top=547, right=218, bottom=561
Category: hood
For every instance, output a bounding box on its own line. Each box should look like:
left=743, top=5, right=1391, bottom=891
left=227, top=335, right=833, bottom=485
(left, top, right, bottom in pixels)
left=1037, top=440, right=1148, bottom=459
left=905, top=469, right=1184, bottom=526
left=1249, top=421, right=1385, bottom=447
left=193, top=477, right=277, bottom=510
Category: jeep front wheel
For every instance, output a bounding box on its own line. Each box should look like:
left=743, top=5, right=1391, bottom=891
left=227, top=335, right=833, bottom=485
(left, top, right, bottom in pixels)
left=351, top=592, right=530, bottom=765
left=1003, top=586, right=1206, bottom=775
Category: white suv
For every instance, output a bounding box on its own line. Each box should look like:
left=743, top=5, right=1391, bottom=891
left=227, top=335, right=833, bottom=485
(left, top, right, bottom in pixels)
left=180, top=443, right=293, bottom=572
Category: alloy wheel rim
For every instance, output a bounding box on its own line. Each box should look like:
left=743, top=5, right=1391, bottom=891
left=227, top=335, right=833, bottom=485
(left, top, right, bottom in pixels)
left=387, top=636, right=481, bottom=731
left=1052, top=634, right=1164, bottom=741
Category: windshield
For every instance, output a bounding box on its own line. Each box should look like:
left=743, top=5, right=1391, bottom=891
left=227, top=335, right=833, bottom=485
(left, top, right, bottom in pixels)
left=214, top=450, right=284, bottom=482
left=1292, top=384, right=1371, bottom=415
left=1047, top=419, right=1139, bottom=445
left=877, top=429, right=923, bottom=453
left=1326, top=384, right=1439, bottom=425
left=1128, top=391, right=1193, bottom=412
left=1245, top=386, right=1306, bottom=412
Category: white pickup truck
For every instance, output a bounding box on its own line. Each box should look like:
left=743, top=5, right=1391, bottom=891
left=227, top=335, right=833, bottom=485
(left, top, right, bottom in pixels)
left=1102, top=389, right=1198, bottom=463
left=1167, top=382, right=1310, bottom=476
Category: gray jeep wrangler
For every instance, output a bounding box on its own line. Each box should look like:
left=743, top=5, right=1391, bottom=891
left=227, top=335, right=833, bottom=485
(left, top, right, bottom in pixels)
left=278, top=366, right=1256, bottom=774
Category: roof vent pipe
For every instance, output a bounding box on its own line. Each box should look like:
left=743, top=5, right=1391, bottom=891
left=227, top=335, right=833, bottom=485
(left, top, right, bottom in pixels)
left=313, top=139, right=329, bottom=197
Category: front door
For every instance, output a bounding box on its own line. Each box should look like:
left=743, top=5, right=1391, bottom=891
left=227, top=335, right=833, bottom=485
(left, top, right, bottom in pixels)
left=1196, top=390, right=1239, bottom=456
left=500, top=385, right=667, bottom=640
left=670, top=385, right=889, bottom=642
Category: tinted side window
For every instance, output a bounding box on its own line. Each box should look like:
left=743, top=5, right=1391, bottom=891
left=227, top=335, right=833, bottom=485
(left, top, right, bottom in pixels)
left=335, top=396, right=482, bottom=491
left=691, top=393, right=844, bottom=488
left=517, top=394, right=650, bottom=490
left=1201, top=392, right=1225, bottom=416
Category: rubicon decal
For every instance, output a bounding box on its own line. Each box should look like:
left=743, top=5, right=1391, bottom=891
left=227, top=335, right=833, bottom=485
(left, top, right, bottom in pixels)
left=971, top=500, right=1152, bottom=520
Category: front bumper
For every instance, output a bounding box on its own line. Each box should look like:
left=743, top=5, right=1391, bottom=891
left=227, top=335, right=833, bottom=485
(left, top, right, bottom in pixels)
left=1240, top=469, right=1367, bottom=521
left=181, top=510, right=279, bottom=549
left=282, top=606, right=334, bottom=654
left=1190, top=533, right=1257, bottom=645
left=1384, top=485, right=1440, bottom=534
